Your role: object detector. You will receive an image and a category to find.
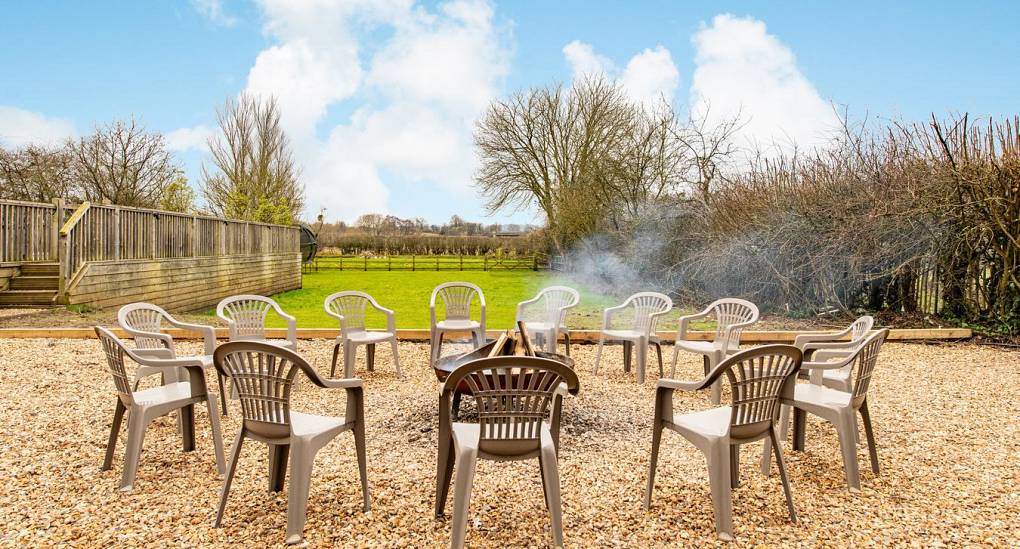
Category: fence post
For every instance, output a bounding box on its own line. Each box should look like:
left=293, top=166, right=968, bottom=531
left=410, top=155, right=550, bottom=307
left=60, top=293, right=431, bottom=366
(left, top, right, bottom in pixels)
left=388, top=256, right=391, bottom=271
left=150, top=214, right=157, bottom=259
left=532, top=254, right=537, bottom=271
left=113, top=207, right=121, bottom=261
left=460, top=255, right=463, bottom=271
left=436, top=256, right=439, bottom=271
left=191, top=215, right=198, bottom=257
left=412, top=255, right=415, bottom=272
left=50, top=198, right=64, bottom=261
left=364, top=256, right=368, bottom=271
left=483, top=256, right=487, bottom=271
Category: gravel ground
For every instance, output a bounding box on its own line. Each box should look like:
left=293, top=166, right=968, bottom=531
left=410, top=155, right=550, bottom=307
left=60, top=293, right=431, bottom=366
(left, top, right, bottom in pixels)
left=0, top=338, right=1017, bottom=547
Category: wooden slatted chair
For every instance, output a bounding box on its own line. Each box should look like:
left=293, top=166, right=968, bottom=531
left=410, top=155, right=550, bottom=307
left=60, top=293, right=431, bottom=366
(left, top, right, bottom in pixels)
left=430, top=282, right=486, bottom=364
left=646, top=345, right=802, bottom=540
left=324, top=291, right=402, bottom=378
left=435, top=356, right=580, bottom=549
left=95, top=326, right=225, bottom=492
left=671, top=298, right=759, bottom=404
left=216, top=295, right=298, bottom=351
left=514, top=286, right=580, bottom=355
left=212, top=341, right=369, bottom=546
left=593, top=292, right=673, bottom=384
left=118, top=302, right=228, bottom=415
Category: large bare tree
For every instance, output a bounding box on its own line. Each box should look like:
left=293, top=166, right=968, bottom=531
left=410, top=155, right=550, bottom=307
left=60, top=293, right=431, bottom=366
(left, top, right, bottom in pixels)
left=70, top=118, right=183, bottom=208
left=0, top=144, right=79, bottom=202
left=201, top=95, right=304, bottom=224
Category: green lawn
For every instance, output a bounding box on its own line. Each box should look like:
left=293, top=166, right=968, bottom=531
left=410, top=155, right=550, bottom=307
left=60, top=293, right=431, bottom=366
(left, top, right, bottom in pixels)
left=206, top=269, right=695, bottom=330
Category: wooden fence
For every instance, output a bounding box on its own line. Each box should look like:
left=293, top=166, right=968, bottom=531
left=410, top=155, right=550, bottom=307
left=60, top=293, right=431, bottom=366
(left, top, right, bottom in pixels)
left=304, top=254, right=544, bottom=272
left=0, top=199, right=73, bottom=264
left=59, top=201, right=300, bottom=295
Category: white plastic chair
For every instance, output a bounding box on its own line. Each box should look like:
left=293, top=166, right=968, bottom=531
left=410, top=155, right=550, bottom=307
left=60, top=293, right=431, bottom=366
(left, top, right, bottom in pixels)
left=671, top=299, right=759, bottom=404
left=793, top=315, right=874, bottom=390
left=118, top=302, right=228, bottom=415
left=430, top=282, right=486, bottom=364
left=514, top=286, right=580, bottom=355
left=593, top=292, right=673, bottom=384
left=762, top=329, right=889, bottom=492
left=212, top=341, right=370, bottom=546
left=216, top=295, right=297, bottom=351
left=646, top=345, right=802, bottom=540
left=435, top=356, right=580, bottom=548
left=95, top=326, right=225, bottom=492
left=324, top=291, right=402, bottom=378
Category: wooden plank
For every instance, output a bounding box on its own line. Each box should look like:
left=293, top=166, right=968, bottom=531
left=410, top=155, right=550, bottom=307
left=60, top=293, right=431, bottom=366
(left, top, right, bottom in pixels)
left=0, top=327, right=973, bottom=341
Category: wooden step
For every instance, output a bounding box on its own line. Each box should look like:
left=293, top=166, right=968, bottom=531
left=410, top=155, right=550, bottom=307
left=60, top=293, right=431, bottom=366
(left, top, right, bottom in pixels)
left=19, top=263, right=59, bottom=276
left=0, top=290, right=57, bottom=306
left=10, top=276, right=59, bottom=290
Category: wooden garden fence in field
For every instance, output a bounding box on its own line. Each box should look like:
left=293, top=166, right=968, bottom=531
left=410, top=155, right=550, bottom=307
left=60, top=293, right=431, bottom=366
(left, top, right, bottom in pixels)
left=305, top=254, right=545, bottom=272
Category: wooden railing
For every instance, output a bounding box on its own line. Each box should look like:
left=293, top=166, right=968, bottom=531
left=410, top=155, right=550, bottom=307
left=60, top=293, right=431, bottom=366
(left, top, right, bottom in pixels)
left=57, top=202, right=300, bottom=297
left=0, top=199, right=71, bottom=264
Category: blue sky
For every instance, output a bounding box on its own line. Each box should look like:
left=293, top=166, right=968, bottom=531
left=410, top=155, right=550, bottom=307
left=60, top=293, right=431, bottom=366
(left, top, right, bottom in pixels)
left=2, top=1, right=1018, bottom=224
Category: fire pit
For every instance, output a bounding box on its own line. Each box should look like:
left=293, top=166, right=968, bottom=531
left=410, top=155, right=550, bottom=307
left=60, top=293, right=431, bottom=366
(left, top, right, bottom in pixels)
left=434, top=321, right=577, bottom=416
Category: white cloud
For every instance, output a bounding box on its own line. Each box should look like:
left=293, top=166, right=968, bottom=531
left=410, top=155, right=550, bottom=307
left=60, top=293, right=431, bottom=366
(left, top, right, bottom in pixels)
left=562, top=41, right=680, bottom=108
left=240, top=0, right=511, bottom=221
left=191, top=0, right=238, bottom=27
left=165, top=125, right=214, bottom=152
left=689, top=14, right=839, bottom=151
left=0, top=106, right=75, bottom=148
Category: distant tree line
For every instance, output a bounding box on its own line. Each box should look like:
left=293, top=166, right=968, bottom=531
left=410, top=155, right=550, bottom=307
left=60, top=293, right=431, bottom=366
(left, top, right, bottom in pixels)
left=0, top=95, right=303, bottom=225
left=475, top=77, right=1020, bottom=334
left=315, top=213, right=541, bottom=255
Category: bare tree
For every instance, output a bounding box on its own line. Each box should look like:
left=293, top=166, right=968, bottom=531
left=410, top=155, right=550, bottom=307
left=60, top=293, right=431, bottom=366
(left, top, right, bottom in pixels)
left=0, top=144, right=79, bottom=202
left=70, top=118, right=182, bottom=207
left=201, top=95, right=304, bottom=223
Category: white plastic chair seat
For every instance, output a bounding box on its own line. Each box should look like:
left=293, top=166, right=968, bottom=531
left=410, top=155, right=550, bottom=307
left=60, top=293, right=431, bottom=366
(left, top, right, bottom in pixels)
left=671, top=406, right=732, bottom=439
left=132, top=381, right=193, bottom=406
left=820, top=370, right=851, bottom=390
left=602, top=329, right=645, bottom=341
left=523, top=321, right=555, bottom=332
left=341, top=331, right=395, bottom=344
left=436, top=319, right=481, bottom=331
left=674, top=339, right=737, bottom=354
left=290, top=411, right=349, bottom=439
left=791, top=384, right=852, bottom=416
left=450, top=421, right=554, bottom=456
left=234, top=338, right=297, bottom=351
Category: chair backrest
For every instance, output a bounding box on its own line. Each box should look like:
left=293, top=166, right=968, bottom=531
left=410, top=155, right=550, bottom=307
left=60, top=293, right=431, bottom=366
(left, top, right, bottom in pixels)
left=708, top=298, right=759, bottom=349
left=717, top=344, right=802, bottom=441
left=849, top=315, right=874, bottom=342
left=324, top=291, right=372, bottom=332
left=623, top=292, right=673, bottom=333
left=442, top=356, right=579, bottom=457
left=118, top=302, right=171, bottom=351
left=95, top=326, right=136, bottom=406
left=431, top=282, right=484, bottom=321
left=217, top=295, right=278, bottom=340
left=847, top=329, right=889, bottom=407
left=212, top=341, right=311, bottom=440
left=521, top=286, right=580, bottom=326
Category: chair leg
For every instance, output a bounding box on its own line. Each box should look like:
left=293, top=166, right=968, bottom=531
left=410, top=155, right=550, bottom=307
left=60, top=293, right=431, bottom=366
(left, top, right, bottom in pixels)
left=707, top=356, right=722, bottom=405
left=344, top=342, right=356, bottom=379
left=450, top=448, right=478, bottom=549
left=669, top=344, right=680, bottom=378
left=366, top=343, right=376, bottom=372
left=269, top=444, right=290, bottom=493
left=119, top=411, right=148, bottom=492
left=435, top=438, right=455, bottom=517
left=540, top=444, right=564, bottom=548
left=471, top=329, right=482, bottom=348
left=180, top=404, right=195, bottom=452
left=593, top=336, right=605, bottom=374
left=215, top=429, right=245, bottom=527
left=545, top=329, right=556, bottom=353
left=433, top=332, right=445, bottom=364
left=729, top=445, right=740, bottom=489
left=285, top=446, right=316, bottom=546
left=217, top=373, right=229, bottom=416
left=778, top=404, right=791, bottom=441
left=390, top=338, right=402, bottom=377
left=654, top=343, right=664, bottom=378
left=644, top=419, right=664, bottom=509
left=103, top=400, right=126, bottom=471
left=859, top=399, right=880, bottom=475
left=206, top=395, right=226, bottom=475
left=837, top=413, right=862, bottom=492
left=353, top=415, right=371, bottom=512
left=622, top=341, right=632, bottom=373
left=451, top=391, right=462, bottom=420
left=636, top=338, right=648, bottom=384
left=539, top=452, right=549, bottom=510
left=769, top=428, right=797, bottom=522
left=792, top=408, right=807, bottom=452
left=330, top=343, right=341, bottom=377
left=706, top=443, right=734, bottom=541
left=564, top=331, right=571, bottom=356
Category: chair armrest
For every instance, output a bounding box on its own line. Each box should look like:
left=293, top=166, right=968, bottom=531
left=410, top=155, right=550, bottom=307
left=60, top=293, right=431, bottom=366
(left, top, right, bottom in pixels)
left=120, top=326, right=173, bottom=349
left=657, top=377, right=711, bottom=392
left=801, top=354, right=855, bottom=371
left=166, top=320, right=217, bottom=355
left=793, top=327, right=853, bottom=349
left=719, top=318, right=757, bottom=349
left=320, top=377, right=364, bottom=390
left=601, top=303, right=627, bottom=331
left=676, top=307, right=712, bottom=341
left=802, top=340, right=859, bottom=354
left=271, top=307, right=297, bottom=345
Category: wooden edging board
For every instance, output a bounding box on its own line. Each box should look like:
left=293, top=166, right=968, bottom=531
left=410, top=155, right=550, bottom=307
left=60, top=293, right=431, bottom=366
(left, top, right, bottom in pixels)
left=0, top=327, right=972, bottom=342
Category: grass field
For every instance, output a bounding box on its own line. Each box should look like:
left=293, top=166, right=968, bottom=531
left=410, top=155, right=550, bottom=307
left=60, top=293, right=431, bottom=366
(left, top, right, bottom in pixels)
left=207, top=269, right=690, bottom=330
